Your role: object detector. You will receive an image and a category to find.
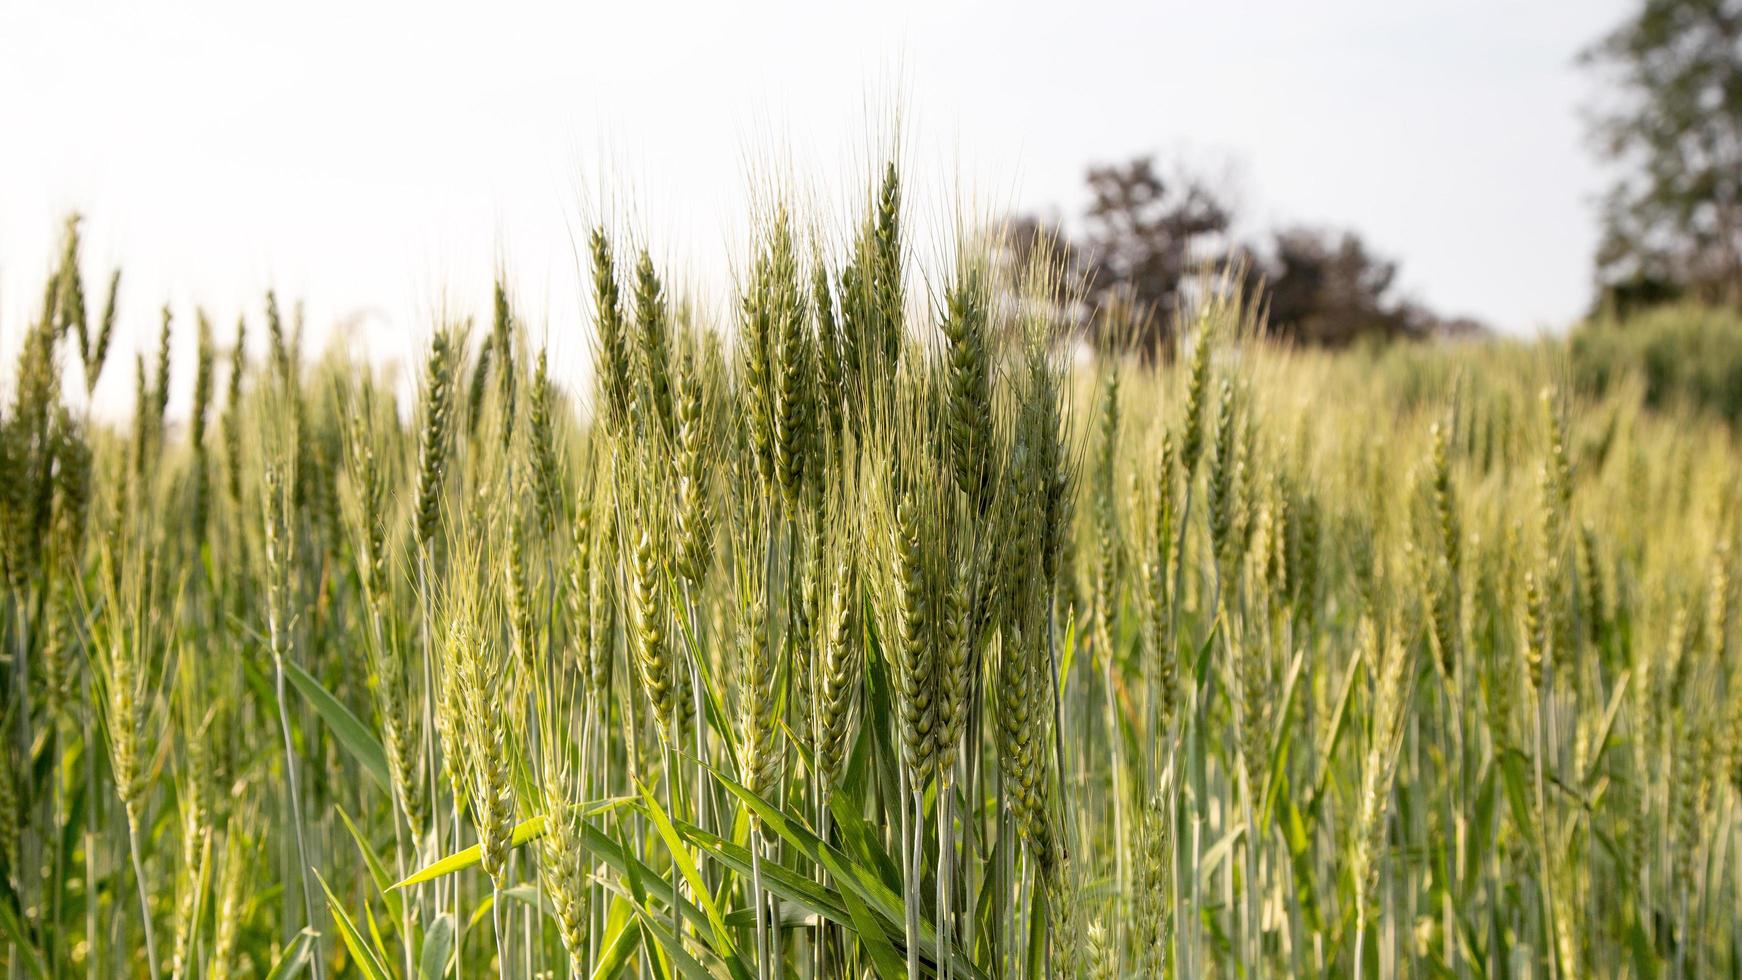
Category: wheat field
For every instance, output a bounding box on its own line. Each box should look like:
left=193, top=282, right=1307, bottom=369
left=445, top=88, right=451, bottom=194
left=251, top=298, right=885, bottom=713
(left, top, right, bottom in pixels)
left=1, top=166, right=1739, bottom=979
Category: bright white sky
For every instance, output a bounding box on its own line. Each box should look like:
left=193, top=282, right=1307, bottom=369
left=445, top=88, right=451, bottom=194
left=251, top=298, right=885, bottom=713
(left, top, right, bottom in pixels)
left=0, top=0, right=1631, bottom=417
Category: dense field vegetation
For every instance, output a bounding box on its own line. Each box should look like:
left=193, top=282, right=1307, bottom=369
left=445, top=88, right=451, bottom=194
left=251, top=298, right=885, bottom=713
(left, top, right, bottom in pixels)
left=1572, top=303, right=1742, bottom=427
left=2, top=169, right=1739, bottom=979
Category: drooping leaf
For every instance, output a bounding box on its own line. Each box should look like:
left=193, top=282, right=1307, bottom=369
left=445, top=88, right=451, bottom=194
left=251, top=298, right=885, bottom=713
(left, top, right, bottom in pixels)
left=836, top=865, right=909, bottom=979
left=338, top=805, right=402, bottom=922
left=638, top=781, right=755, bottom=980
left=284, top=660, right=389, bottom=794
left=314, top=868, right=392, bottom=980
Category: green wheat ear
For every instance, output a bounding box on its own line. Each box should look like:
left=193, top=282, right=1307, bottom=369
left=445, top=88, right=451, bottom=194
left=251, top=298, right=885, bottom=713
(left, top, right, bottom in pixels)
left=674, top=349, right=715, bottom=586
left=592, top=226, right=633, bottom=432
left=54, top=214, right=89, bottom=363
left=813, top=255, right=845, bottom=444
left=491, top=278, right=519, bottom=449
left=190, top=312, right=216, bottom=540
left=740, top=578, right=781, bottom=804
left=414, top=327, right=458, bottom=548
left=628, top=501, right=677, bottom=738
left=813, top=509, right=860, bottom=792
left=1179, top=314, right=1214, bottom=472
left=633, top=249, right=676, bottom=442
left=527, top=347, right=565, bottom=534
left=1206, top=379, right=1238, bottom=576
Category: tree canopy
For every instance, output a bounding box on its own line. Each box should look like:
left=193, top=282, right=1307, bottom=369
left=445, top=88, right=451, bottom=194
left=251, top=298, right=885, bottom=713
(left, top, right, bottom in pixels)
left=1582, top=0, right=1742, bottom=311
left=1009, top=156, right=1462, bottom=351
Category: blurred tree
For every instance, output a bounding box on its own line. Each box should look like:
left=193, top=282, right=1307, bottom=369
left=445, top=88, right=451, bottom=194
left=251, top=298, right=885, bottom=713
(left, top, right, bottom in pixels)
left=1008, top=158, right=1476, bottom=350
left=1261, top=227, right=1424, bottom=346
left=1008, top=156, right=1233, bottom=352
left=1582, top=0, right=1742, bottom=311
left=1080, top=158, right=1233, bottom=323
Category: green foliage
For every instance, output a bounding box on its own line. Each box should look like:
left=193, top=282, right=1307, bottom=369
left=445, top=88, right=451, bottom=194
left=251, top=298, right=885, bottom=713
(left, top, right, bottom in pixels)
left=1572, top=303, right=1742, bottom=424
left=1582, top=0, right=1742, bottom=307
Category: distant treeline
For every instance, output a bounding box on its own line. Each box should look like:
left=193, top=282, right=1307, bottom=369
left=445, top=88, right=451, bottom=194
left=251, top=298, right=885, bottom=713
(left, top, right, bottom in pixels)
left=1028, top=0, right=1742, bottom=351
left=1008, top=156, right=1483, bottom=353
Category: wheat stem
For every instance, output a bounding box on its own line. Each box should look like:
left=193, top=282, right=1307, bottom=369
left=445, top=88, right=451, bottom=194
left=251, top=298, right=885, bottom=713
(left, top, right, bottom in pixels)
left=125, top=808, right=160, bottom=980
